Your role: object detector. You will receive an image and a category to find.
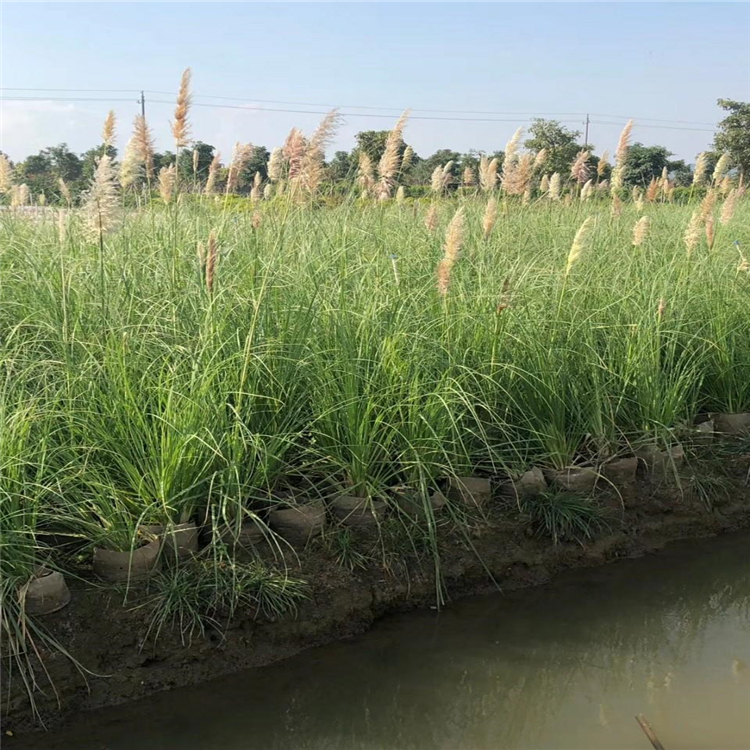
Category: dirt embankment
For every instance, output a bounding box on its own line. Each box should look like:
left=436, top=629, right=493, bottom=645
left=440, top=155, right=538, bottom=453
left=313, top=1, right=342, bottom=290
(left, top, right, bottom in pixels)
left=5, top=462, right=750, bottom=735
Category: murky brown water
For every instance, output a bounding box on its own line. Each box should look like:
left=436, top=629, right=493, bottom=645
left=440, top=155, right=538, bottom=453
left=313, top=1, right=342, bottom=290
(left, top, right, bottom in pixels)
left=15, top=533, right=750, bottom=750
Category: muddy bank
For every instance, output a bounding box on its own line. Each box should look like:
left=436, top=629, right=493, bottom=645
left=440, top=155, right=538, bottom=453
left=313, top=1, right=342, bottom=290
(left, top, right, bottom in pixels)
left=5, top=471, right=750, bottom=735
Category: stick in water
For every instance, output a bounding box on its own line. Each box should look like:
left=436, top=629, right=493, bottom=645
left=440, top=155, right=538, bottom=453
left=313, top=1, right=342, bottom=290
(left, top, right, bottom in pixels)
left=635, top=714, right=666, bottom=750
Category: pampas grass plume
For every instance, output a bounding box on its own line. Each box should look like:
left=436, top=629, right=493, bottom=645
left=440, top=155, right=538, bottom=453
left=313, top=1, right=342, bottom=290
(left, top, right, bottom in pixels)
left=564, top=216, right=595, bottom=277
left=171, top=68, right=192, bottom=149
left=632, top=216, right=650, bottom=246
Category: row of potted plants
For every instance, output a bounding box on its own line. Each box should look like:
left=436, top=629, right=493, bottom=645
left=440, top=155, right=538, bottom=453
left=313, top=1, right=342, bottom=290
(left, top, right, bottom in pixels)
left=19, top=410, right=750, bottom=617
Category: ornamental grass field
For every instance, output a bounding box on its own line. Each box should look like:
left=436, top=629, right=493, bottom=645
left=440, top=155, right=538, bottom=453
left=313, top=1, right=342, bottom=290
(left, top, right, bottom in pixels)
left=1, top=91, right=749, bottom=717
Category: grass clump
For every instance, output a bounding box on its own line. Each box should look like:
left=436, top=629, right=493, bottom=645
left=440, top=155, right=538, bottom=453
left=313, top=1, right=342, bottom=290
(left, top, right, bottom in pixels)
left=142, top=553, right=308, bottom=646
left=521, top=491, right=610, bottom=545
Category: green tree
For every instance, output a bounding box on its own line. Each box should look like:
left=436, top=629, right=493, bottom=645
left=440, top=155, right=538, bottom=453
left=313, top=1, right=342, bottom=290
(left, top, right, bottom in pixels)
left=524, top=119, right=584, bottom=176
left=622, top=143, right=687, bottom=187
left=47, top=144, right=83, bottom=183
left=152, top=151, right=176, bottom=174
left=327, top=151, right=355, bottom=182
left=713, top=99, right=750, bottom=179
left=242, top=145, right=270, bottom=184
left=177, top=141, right=216, bottom=183
left=15, top=151, right=55, bottom=196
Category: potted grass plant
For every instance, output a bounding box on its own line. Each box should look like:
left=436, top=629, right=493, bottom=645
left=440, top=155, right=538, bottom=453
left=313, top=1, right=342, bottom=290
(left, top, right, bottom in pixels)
left=1, top=393, right=73, bottom=615
left=65, top=486, right=162, bottom=583
left=215, top=328, right=317, bottom=547
left=68, top=337, right=229, bottom=560
left=703, top=313, right=750, bottom=435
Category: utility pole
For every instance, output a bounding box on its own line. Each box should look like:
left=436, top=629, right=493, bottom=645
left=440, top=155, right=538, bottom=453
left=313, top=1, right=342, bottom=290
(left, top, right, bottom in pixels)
left=140, top=90, right=146, bottom=119
left=584, top=113, right=590, bottom=146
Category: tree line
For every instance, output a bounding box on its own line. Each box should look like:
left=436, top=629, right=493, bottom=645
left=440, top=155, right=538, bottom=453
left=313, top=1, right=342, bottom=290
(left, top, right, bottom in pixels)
left=1, top=99, right=747, bottom=205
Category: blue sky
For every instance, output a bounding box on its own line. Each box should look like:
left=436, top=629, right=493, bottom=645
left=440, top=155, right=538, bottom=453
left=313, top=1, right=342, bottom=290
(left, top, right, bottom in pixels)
left=1, top=2, right=748, bottom=162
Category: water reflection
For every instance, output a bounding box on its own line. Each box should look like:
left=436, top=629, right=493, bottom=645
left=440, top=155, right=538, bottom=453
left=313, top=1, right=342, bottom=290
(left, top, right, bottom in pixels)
left=15, top=533, right=750, bottom=750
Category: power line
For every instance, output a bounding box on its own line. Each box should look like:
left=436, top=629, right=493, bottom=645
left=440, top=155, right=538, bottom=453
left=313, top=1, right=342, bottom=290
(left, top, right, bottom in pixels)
left=1, top=95, right=716, bottom=132
left=0, top=96, right=584, bottom=125
left=0, top=87, right=142, bottom=93
left=0, top=86, right=717, bottom=127
left=1, top=96, right=141, bottom=103
left=590, top=120, right=714, bottom=133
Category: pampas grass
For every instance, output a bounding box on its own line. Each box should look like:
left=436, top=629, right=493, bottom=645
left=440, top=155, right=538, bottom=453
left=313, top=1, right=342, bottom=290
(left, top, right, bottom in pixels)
left=158, top=164, right=176, bottom=204
left=482, top=197, right=497, bottom=239
left=533, top=148, right=547, bottom=170
left=10, top=184, right=30, bottom=207
left=431, top=162, right=453, bottom=195
left=462, top=166, right=476, bottom=187
left=120, top=136, right=142, bottom=189
left=299, top=109, right=342, bottom=196
left=698, top=189, right=717, bottom=223
left=283, top=128, right=307, bottom=181
left=377, top=110, right=410, bottom=200
left=357, top=152, right=375, bottom=197
left=570, top=150, right=591, bottom=184
left=401, top=145, right=414, bottom=171
left=205, top=230, right=217, bottom=295
left=204, top=153, right=221, bottom=195
left=134, top=115, right=155, bottom=179
left=0, top=153, right=14, bottom=193
left=632, top=216, right=650, bottom=246
left=504, top=153, right=534, bottom=196
left=684, top=210, right=702, bottom=253
left=102, top=110, right=116, bottom=149
left=58, top=178, right=71, bottom=206
left=479, top=155, right=498, bottom=192
left=226, top=143, right=254, bottom=195
left=548, top=173, right=561, bottom=200
left=693, top=152, right=708, bottom=187
left=597, top=150, right=610, bottom=178
left=431, top=166, right=444, bottom=195
left=436, top=206, right=465, bottom=296
left=712, top=153, right=730, bottom=184
left=171, top=68, right=192, bottom=150
left=267, top=148, right=283, bottom=182
left=610, top=120, right=633, bottom=193
left=614, top=120, right=633, bottom=167
left=705, top=214, right=715, bottom=249
left=501, top=127, right=523, bottom=186
left=564, top=215, right=595, bottom=277
left=424, top=203, right=438, bottom=232
left=250, top=172, right=263, bottom=202
left=82, top=154, right=119, bottom=238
